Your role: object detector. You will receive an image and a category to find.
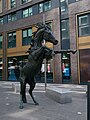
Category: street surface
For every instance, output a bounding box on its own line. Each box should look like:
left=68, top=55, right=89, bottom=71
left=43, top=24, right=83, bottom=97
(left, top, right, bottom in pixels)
left=0, top=81, right=87, bottom=120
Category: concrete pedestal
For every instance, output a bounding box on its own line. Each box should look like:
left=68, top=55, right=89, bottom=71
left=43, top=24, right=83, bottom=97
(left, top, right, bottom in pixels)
left=46, top=87, right=72, bottom=104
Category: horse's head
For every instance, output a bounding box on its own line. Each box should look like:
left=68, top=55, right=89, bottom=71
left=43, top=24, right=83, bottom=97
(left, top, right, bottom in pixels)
left=43, top=25, right=58, bottom=45
left=34, top=23, right=58, bottom=45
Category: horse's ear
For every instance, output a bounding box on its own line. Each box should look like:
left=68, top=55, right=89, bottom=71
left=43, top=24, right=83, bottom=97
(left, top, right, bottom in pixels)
left=33, top=24, right=39, bottom=28
left=34, top=23, right=44, bottom=29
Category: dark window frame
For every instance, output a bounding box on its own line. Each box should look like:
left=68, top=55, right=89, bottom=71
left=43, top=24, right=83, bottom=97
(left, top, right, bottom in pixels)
left=61, top=19, right=70, bottom=40
left=22, top=7, right=33, bottom=18
left=10, top=0, right=16, bottom=8
left=21, top=0, right=32, bottom=4
left=38, top=0, right=51, bottom=13
left=8, top=12, right=17, bottom=23
left=7, top=32, right=16, bottom=48
left=78, top=14, right=90, bottom=37
left=60, top=0, right=68, bottom=13
left=0, top=35, right=3, bottom=49
left=0, top=17, right=3, bottom=24
left=22, top=28, right=32, bottom=46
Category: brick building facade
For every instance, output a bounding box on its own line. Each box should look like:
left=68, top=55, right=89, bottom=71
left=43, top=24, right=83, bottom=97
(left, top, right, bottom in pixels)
left=0, top=0, right=90, bottom=84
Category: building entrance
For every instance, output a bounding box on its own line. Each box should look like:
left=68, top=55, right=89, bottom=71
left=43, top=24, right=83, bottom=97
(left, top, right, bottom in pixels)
left=62, top=53, right=71, bottom=83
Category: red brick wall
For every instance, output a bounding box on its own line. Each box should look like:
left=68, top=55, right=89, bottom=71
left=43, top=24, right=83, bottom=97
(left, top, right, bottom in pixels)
left=69, top=0, right=90, bottom=83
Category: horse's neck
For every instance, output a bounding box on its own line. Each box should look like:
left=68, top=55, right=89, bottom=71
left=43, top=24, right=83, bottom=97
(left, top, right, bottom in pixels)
left=30, top=47, right=44, bottom=61
left=35, top=33, right=43, bottom=47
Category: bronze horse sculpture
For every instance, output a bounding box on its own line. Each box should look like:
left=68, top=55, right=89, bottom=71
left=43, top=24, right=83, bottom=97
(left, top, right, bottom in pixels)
left=19, top=23, right=77, bottom=109
left=19, top=23, right=58, bottom=108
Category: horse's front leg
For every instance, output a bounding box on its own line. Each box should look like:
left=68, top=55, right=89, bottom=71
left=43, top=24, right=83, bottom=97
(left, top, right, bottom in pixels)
left=28, top=80, right=39, bottom=105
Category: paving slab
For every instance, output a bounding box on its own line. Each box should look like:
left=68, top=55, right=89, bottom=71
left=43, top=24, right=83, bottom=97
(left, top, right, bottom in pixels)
left=0, top=81, right=87, bottom=120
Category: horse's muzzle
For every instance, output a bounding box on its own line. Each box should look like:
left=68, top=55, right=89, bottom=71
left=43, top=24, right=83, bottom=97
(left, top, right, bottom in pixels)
left=54, top=40, right=58, bottom=45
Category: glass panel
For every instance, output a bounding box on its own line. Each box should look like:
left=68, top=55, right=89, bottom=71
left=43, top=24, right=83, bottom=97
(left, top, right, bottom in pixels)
left=0, top=35, right=2, bottom=49
left=23, top=9, right=28, bottom=18
left=8, top=15, right=11, bottom=22
left=8, top=13, right=17, bottom=22
left=8, top=33, right=12, bottom=37
left=40, top=59, right=53, bottom=83
left=0, top=35, right=2, bottom=42
left=61, top=0, right=68, bottom=12
left=8, top=56, right=28, bottom=81
left=79, top=15, right=89, bottom=26
left=22, top=28, right=32, bottom=46
left=0, top=17, right=3, bottom=24
left=22, top=0, right=28, bottom=4
left=23, top=30, right=27, bottom=37
left=8, top=32, right=16, bottom=48
left=44, top=1, right=51, bottom=11
left=12, top=13, right=17, bottom=21
left=39, top=3, right=43, bottom=13
left=22, top=38, right=28, bottom=45
left=61, top=19, right=69, bottom=39
left=78, top=14, right=90, bottom=36
left=28, top=29, right=32, bottom=36
left=62, top=53, right=71, bottom=83
left=29, top=7, right=33, bottom=16
left=79, top=26, right=90, bottom=36
left=11, top=0, right=16, bottom=8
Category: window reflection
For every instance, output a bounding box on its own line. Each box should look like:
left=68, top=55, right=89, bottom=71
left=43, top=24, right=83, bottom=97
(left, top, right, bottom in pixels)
left=0, top=59, right=2, bottom=80
left=8, top=56, right=28, bottom=81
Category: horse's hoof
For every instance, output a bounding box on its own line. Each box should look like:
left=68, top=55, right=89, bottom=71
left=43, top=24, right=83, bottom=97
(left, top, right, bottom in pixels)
left=35, top=102, right=39, bottom=105
left=19, top=105, right=24, bottom=109
left=22, top=98, right=27, bottom=103
left=23, top=100, right=27, bottom=103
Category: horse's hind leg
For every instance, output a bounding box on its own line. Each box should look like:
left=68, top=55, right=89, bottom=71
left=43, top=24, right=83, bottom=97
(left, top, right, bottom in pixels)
left=28, top=81, right=39, bottom=105
left=20, top=80, right=27, bottom=103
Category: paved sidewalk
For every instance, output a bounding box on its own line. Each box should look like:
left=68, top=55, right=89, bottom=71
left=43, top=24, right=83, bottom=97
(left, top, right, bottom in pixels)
left=0, top=81, right=87, bottom=120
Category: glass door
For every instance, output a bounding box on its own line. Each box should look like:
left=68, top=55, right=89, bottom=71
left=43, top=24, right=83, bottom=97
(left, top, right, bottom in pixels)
left=62, top=53, right=71, bottom=83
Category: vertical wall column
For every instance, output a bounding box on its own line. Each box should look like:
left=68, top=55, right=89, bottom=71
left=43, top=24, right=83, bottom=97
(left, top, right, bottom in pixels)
left=69, top=14, right=78, bottom=83
left=3, top=32, right=7, bottom=80
left=53, top=9, right=62, bottom=83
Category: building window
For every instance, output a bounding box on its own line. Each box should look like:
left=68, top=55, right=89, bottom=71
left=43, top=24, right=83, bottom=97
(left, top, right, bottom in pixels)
left=0, top=0, right=2, bottom=13
left=60, top=0, right=68, bottom=12
left=0, top=35, right=3, bottom=49
left=44, top=1, right=51, bottom=11
left=23, top=7, right=33, bottom=18
left=21, top=0, right=32, bottom=4
left=8, top=12, right=17, bottom=22
left=76, top=0, right=80, bottom=1
left=78, top=15, right=90, bottom=36
left=39, top=1, right=51, bottom=13
left=61, top=19, right=69, bottom=39
left=39, top=3, right=43, bottom=13
left=0, top=17, right=3, bottom=24
left=22, top=28, right=32, bottom=46
left=7, top=32, right=16, bottom=48
left=10, top=0, right=16, bottom=8
left=8, top=55, right=28, bottom=81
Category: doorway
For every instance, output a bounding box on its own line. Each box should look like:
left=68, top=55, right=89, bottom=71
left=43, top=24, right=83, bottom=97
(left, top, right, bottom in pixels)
left=62, top=53, right=71, bottom=83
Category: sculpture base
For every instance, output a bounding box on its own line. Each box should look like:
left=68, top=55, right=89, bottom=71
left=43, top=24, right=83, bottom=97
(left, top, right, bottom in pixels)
left=46, top=87, right=72, bottom=104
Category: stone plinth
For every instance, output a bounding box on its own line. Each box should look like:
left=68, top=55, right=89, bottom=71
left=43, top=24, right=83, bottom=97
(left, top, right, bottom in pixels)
left=46, top=87, right=72, bottom=104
